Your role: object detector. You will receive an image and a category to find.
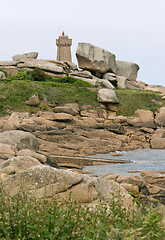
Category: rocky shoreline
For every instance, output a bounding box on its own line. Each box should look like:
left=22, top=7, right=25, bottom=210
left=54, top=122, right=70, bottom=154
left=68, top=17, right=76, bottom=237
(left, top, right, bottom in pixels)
left=0, top=44, right=165, bottom=210
left=0, top=107, right=165, bottom=207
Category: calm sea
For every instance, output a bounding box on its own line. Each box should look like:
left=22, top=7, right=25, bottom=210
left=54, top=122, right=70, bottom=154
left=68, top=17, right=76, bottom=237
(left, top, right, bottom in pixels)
left=83, top=149, right=165, bottom=177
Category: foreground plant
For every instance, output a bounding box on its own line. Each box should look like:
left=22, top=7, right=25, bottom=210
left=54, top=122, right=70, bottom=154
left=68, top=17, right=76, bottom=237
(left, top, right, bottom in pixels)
left=0, top=192, right=164, bottom=239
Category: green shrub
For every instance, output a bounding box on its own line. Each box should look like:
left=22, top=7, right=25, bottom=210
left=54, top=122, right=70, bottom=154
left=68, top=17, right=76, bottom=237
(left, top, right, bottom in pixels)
left=10, top=69, right=34, bottom=81
left=48, top=76, right=94, bottom=87
left=31, top=67, right=47, bottom=81
left=0, top=192, right=164, bottom=239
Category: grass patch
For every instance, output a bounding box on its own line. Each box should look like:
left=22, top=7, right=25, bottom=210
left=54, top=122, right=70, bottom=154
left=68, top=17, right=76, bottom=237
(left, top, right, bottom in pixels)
left=0, top=192, right=164, bottom=239
left=0, top=79, right=99, bottom=116
left=115, top=88, right=165, bottom=116
left=0, top=68, right=164, bottom=117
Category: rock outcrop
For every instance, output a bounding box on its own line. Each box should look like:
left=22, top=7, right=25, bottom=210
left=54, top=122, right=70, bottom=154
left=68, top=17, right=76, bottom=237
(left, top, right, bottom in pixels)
left=116, top=60, right=140, bottom=81
left=0, top=163, right=134, bottom=207
left=76, top=42, right=116, bottom=74
left=102, top=170, right=165, bottom=205
left=12, top=52, right=38, bottom=61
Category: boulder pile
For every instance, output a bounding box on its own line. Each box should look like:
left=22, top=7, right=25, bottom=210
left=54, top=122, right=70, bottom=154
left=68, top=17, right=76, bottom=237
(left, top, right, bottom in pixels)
left=0, top=130, right=134, bottom=208
left=0, top=106, right=165, bottom=160
left=102, top=170, right=165, bottom=206
left=0, top=45, right=142, bottom=93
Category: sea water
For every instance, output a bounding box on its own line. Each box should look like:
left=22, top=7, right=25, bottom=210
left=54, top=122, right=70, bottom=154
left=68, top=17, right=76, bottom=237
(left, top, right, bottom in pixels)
left=83, top=149, right=165, bottom=177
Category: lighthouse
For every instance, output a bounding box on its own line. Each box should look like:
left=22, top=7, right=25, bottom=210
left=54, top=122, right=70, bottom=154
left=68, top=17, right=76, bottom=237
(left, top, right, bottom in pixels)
left=56, top=32, right=72, bottom=63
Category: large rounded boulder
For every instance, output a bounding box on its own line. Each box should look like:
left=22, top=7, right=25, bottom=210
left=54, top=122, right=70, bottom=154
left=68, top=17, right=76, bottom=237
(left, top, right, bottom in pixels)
left=76, top=43, right=116, bottom=74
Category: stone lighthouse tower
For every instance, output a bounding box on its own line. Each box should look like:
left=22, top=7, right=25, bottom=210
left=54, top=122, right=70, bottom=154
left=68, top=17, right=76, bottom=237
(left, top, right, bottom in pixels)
left=56, top=31, right=72, bottom=62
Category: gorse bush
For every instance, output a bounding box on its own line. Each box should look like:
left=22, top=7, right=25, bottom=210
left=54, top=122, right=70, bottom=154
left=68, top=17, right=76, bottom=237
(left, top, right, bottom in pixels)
left=0, top=192, right=164, bottom=240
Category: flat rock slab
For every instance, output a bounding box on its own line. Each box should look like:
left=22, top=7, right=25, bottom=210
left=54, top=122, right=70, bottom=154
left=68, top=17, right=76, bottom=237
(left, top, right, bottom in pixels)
left=18, top=59, right=64, bottom=73
left=50, top=155, right=131, bottom=166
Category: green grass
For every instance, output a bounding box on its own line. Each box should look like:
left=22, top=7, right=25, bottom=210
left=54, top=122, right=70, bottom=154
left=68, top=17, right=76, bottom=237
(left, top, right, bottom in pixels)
left=0, top=68, right=164, bottom=116
left=115, top=88, right=165, bottom=116
left=0, top=79, right=99, bottom=116
left=0, top=192, right=164, bottom=239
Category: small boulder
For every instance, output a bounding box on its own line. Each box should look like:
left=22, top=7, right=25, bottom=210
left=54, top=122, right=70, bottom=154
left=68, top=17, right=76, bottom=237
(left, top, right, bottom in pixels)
left=116, top=75, right=127, bottom=89
left=0, top=143, right=16, bottom=160
left=70, top=70, right=93, bottom=79
left=116, top=60, right=140, bottom=81
left=97, top=79, right=115, bottom=89
left=40, top=112, right=56, bottom=120
left=134, top=109, right=154, bottom=122
left=97, top=89, right=119, bottom=103
left=121, top=183, right=139, bottom=196
left=53, top=106, right=79, bottom=116
left=12, top=52, right=38, bottom=61
left=0, top=130, right=39, bottom=151
left=25, top=94, right=40, bottom=106
left=0, top=156, right=41, bottom=179
left=155, top=107, right=165, bottom=126
left=76, top=42, right=116, bottom=74
left=54, top=113, right=73, bottom=122
left=64, top=103, right=80, bottom=112
left=0, top=71, right=5, bottom=79
left=17, top=149, right=46, bottom=163
left=151, top=137, right=165, bottom=149
left=96, top=179, right=134, bottom=209
left=3, top=113, right=20, bottom=131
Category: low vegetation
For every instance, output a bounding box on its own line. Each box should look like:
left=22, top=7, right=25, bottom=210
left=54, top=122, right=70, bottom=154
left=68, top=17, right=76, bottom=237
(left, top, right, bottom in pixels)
left=116, top=88, right=165, bottom=116
left=0, top=192, right=164, bottom=239
left=0, top=68, right=164, bottom=116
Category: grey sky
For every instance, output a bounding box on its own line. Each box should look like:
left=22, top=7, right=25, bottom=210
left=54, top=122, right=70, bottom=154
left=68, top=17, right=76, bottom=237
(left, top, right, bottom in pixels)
left=1, top=0, right=165, bottom=86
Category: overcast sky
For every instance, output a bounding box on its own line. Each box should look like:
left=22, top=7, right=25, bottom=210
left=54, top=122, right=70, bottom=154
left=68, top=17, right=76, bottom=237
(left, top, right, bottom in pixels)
left=1, top=0, right=165, bottom=86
